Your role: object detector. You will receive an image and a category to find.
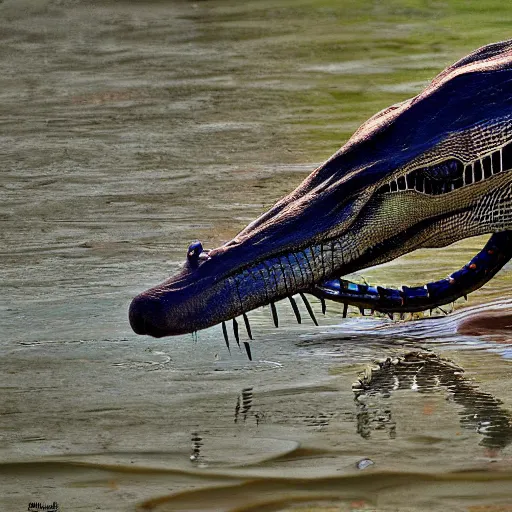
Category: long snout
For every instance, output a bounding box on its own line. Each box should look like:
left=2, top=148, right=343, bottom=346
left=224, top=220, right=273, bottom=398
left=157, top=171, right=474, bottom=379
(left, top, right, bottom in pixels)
left=128, top=271, right=244, bottom=337
left=129, top=293, right=169, bottom=337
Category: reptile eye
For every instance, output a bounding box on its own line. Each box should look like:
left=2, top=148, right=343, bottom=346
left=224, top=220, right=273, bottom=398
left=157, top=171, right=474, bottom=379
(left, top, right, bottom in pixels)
left=424, top=159, right=464, bottom=181
left=421, top=159, right=464, bottom=195
left=378, top=158, right=465, bottom=196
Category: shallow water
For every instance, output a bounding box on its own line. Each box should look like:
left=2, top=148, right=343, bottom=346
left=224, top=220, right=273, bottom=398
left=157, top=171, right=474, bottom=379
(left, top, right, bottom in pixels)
left=2, top=1, right=512, bottom=511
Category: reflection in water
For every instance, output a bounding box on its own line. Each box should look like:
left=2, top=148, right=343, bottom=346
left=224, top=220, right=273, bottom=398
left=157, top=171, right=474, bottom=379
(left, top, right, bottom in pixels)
left=234, top=387, right=254, bottom=424
left=353, top=352, right=512, bottom=449
left=302, top=411, right=336, bottom=429
left=356, top=396, right=396, bottom=441
left=234, top=387, right=266, bottom=426
left=190, top=432, right=204, bottom=464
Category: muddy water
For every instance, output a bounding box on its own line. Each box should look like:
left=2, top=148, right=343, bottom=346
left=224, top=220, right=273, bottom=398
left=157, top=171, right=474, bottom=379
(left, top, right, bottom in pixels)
left=2, top=1, right=512, bottom=511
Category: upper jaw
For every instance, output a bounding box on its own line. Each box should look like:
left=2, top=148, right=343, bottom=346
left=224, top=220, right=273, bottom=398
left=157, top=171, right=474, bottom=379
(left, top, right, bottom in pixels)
left=129, top=263, right=242, bottom=336
left=127, top=161, right=497, bottom=338
left=127, top=178, right=370, bottom=337
left=129, top=53, right=512, bottom=338
left=128, top=184, right=433, bottom=338
left=128, top=183, right=486, bottom=338
left=128, top=39, right=512, bottom=338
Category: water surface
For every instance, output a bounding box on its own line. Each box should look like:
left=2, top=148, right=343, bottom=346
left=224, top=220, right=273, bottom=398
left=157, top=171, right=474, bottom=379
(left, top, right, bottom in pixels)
left=2, top=1, right=512, bottom=510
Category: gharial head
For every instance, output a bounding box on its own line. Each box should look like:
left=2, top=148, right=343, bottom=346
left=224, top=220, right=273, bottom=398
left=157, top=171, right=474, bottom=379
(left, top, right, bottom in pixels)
left=129, top=40, right=512, bottom=340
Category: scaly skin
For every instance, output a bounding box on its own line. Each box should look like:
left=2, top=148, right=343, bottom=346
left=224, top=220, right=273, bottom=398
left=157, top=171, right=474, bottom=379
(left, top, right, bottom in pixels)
left=312, top=231, right=512, bottom=315
left=129, top=40, right=512, bottom=340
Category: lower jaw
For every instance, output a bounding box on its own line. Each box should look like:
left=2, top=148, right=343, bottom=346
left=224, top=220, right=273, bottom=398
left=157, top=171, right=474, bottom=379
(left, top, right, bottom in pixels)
left=216, top=229, right=512, bottom=328
left=161, top=218, right=480, bottom=335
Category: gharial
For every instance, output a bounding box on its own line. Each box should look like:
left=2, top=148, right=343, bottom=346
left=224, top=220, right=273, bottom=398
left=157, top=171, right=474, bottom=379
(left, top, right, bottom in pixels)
left=129, top=40, right=512, bottom=357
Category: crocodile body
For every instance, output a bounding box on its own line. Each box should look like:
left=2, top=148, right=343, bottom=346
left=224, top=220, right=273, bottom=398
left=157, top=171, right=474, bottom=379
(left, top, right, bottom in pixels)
left=129, top=40, right=512, bottom=343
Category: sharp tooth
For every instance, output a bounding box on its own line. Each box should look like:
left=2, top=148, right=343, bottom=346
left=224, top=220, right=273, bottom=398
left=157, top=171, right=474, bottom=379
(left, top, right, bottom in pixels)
left=243, top=341, right=252, bottom=361
left=233, top=318, right=240, bottom=348
left=288, top=296, right=302, bottom=324
left=299, top=293, right=318, bottom=326
left=500, top=147, right=504, bottom=173
left=222, top=321, right=231, bottom=353
left=242, top=312, right=253, bottom=340
left=320, top=296, right=326, bottom=315
left=270, top=302, right=279, bottom=327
